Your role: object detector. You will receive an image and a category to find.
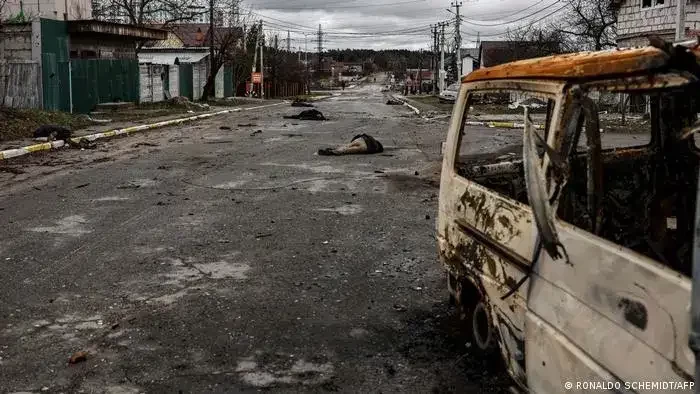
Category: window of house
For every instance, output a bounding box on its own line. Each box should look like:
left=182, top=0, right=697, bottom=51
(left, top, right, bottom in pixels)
left=642, top=0, right=665, bottom=8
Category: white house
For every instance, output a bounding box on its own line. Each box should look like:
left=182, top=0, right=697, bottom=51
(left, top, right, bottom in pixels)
left=614, top=0, right=700, bottom=47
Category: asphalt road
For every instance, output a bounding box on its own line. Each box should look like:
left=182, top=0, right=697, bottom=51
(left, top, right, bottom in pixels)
left=0, top=80, right=512, bottom=393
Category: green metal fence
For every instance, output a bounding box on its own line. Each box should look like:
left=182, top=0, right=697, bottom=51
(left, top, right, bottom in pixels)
left=179, top=64, right=193, bottom=100
left=224, top=65, right=233, bottom=97
left=70, top=59, right=139, bottom=113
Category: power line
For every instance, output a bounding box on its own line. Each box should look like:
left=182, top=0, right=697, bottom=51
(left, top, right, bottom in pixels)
left=460, top=0, right=561, bottom=27
left=463, top=0, right=550, bottom=21
left=254, top=0, right=426, bottom=10
left=460, top=2, right=569, bottom=38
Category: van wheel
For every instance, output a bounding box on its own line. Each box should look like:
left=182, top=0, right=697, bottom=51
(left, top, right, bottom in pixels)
left=472, top=301, right=496, bottom=351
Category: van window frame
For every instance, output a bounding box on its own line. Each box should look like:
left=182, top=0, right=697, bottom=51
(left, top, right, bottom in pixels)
left=452, top=81, right=566, bottom=183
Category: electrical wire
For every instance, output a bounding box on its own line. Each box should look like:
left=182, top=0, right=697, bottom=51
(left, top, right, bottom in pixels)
left=460, top=2, right=569, bottom=38
left=463, top=0, right=550, bottom=22
left=451, top=0, right=561, bottom=27
left=253, top=0, right=426, bottom=10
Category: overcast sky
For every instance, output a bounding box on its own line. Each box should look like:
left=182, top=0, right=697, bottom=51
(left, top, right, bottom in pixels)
left=242, top=0, right=568, bottom=51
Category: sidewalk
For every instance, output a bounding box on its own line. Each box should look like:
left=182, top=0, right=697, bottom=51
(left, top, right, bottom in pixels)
left=0, top=101, right=287, bottom=152
left=0, top=100, right=293, bottom=160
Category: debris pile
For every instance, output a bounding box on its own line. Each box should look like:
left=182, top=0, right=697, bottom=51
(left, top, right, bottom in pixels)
left=291, top=99, right=314, bottom=108
left=386, top=99, right=403, bottom=105
left=169, top=96, right=210, bottom=111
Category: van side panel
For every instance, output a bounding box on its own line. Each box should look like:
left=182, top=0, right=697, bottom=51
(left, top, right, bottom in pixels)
left=525, top=312, right=627, bottom=394
left=529, top=225, right=694, bottom=382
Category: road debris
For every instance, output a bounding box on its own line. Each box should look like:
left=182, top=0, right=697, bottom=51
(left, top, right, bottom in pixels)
left=291, top=100, right=315, bottom=108
left=386, top=99, right=403, bottom=105
left=74, top=183, right=90, bottom=189
left=131, top=142, right=159, bottom=148
left=392, top=304, right=408, bottom=312
left=219, top=126, right=232, bottom=130
left=238, top=123, right=258, bottom=127
left=284, top=109, right=327, bottom=121
left=68, top=351, right=88, bottom=364
left=250, top=130, right=262, bottom=136
left=318, top=134, right=384, bottom=156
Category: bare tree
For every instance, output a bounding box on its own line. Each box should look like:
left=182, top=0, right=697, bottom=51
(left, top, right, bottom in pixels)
left=199, top=0, right=250, bottom=100
left=506, top=24, right=573, bottom=54
left=92, top=0, right=205, bottom=27
left=556, top=0, right=617, bottom=50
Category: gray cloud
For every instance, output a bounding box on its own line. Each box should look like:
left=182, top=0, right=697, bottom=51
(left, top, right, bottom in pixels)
left=244, top=0, right=564, bottom=50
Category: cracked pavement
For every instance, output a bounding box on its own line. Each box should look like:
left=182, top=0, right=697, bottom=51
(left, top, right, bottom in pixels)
left=0, top=79, right=512, bottom=393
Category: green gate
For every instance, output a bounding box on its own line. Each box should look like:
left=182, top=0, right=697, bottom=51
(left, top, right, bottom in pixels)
left=224, top=65, right=233, bottom=97
left=70, top=59, right=139, bottom=113
left=179, top=64, right=193, bottom=100
left=41, top=19, right=70, bottom=111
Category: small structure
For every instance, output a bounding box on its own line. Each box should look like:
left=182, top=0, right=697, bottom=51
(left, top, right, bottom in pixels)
left=0, top=19, right=166, bottom=112
left=140, top=23, right=239, bottom=101
left=138, top=49, right=210, bottom=101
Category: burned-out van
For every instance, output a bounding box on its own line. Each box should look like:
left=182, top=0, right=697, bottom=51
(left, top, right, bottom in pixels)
left=437, top=41, right=700, bottom=392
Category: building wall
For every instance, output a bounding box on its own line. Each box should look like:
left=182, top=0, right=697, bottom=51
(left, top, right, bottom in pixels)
left=139, top=63, right=165, bottom=103
left=168, top=64, right=179, bottom=97
left=617, top=0, right=700, bottom=46
left=70, top=36, right=136, bottom=59
left=215, top=66, right=224, bottom=98
left=192, top=59, right=208, bottom=100
left=0, top=60, right=40, bottom=108
left=0, top=24, right=33, bottom=60
left=3, top=0, right=91, bottom=21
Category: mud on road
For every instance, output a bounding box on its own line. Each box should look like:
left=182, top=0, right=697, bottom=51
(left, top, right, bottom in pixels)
left=0, top=83, right=514, bottom=393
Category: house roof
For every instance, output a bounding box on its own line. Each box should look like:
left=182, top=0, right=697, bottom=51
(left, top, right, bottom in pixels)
left=169, top=23, right=211, bottom=47
left=143, top=23, right=242, bottom=48
left=461, top=48, right=479, bottom=59
left=463, top=46, right=670, bottom=83
left=138, top=50, right=209, bottom=65
left=67, top=20, right=167, bottom=40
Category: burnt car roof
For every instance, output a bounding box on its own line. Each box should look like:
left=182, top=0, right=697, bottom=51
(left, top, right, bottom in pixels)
left=463, top=46, right=675, bottom=83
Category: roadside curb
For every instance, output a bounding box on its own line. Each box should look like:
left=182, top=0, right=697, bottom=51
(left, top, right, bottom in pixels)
left=0, top=101, right=288, bottom=161
left=465, top=120, right=544, bottom=129
left=390, top=95, right=422, bottom=116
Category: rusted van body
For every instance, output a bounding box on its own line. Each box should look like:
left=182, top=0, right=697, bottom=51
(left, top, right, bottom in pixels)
left=437, top=43, right=700, bottom=392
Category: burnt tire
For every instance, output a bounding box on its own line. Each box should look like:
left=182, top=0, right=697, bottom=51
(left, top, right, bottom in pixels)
left=472, top=301, right=497, bottom=351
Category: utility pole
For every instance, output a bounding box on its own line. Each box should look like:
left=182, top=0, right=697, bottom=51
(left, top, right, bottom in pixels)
left=317, top=24, right=323, bottom=72
left=260, top=20, right=264, bottom=98
left=440, top=22, right=445, bottom=92
left=251, top=20, right=260, bottom=97
left=209, top=0, right=215, bottom=94
left=451, top=1, right=462, bottom=78
left=432, top=24, right=438, bottom=95
left=676, top=0, right=686, bottom=41
left=287, top=30, right=291, bottom=51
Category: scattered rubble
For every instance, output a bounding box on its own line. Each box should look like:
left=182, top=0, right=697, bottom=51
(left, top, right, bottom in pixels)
left=169, top=96, right=210, bottom=111
left=386, top=99, right=403, bottom=105
left=250, top=130, right=262, bottom=136
left=291, top=100, right=315, bottom=108
left=284, top=109, right=327, bottom=121
left=238, top=123, right=258, bottom=127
